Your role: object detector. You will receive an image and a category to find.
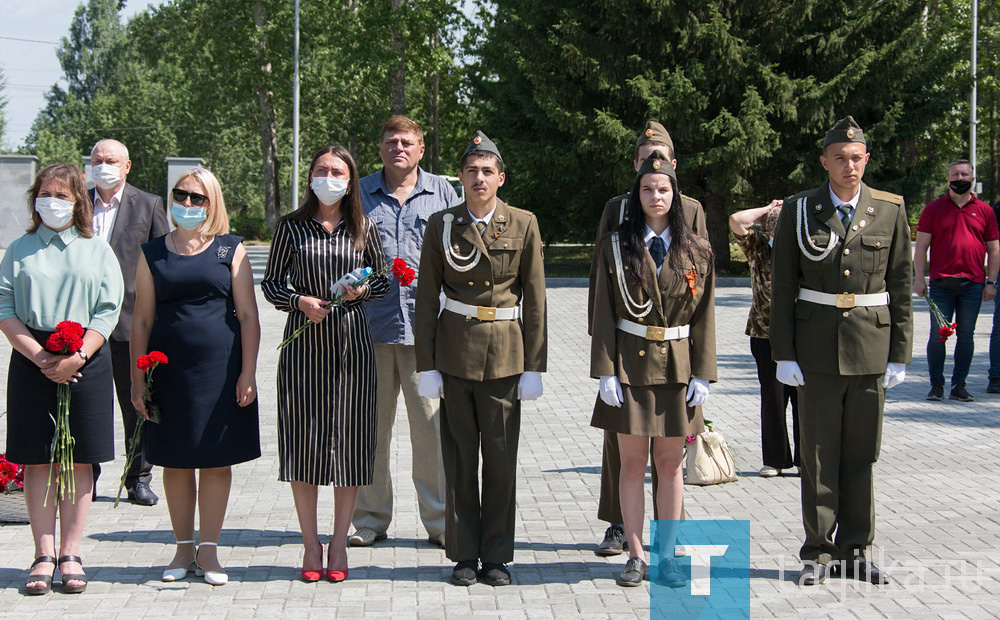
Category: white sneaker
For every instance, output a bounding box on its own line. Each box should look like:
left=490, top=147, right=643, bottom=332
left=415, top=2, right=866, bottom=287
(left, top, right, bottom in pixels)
left=759, top=466, right=781, bottom=478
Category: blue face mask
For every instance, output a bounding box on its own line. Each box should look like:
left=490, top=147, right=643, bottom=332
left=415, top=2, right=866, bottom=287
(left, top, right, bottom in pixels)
left=171, top=202, right=207, bottom=230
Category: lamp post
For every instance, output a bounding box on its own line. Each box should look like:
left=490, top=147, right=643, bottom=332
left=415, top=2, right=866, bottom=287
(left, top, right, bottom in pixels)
left=291, top=0, right=301, bottom=210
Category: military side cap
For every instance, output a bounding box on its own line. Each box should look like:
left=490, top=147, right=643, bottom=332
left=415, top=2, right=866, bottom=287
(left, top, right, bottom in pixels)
left=635, top=150, right=677, bottom=183
left=462, top=130, right=503, bottom=163
left=823, top=116, right=866, bottom=148
left=636, top=121, right=674, bottom=154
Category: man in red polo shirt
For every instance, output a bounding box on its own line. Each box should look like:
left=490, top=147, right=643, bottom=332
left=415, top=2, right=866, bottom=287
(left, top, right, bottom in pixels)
left=913, top=158, right=1000, bottom=402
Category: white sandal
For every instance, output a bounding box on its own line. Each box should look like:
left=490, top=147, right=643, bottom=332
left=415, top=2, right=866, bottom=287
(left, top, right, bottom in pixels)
left=161, top=540, right=196, bottom=582
left=195, top=542, right=228, bottom=586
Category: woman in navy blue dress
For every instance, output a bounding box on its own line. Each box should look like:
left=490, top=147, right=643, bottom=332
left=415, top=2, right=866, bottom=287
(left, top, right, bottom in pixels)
left=130, top=167, right=260, bottom=586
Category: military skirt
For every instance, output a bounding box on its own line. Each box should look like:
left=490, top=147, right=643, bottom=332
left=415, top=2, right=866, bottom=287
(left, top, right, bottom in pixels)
left=591, top=382, right=704, bottom=438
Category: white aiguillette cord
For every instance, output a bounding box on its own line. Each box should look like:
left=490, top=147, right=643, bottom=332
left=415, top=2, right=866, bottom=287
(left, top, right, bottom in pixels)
left=442, top=212, right=482, bottom=272
left=797, top=196, right=839, bottom=261
left=611, top=232, right=652, bottom=318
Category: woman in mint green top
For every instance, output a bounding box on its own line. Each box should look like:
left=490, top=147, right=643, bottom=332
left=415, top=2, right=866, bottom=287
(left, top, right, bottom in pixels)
left=0, top=163, right=123, bottom=596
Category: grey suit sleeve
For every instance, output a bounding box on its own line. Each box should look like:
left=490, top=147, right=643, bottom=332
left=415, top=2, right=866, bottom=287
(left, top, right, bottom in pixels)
left=149, top=195, right=170, bottom=240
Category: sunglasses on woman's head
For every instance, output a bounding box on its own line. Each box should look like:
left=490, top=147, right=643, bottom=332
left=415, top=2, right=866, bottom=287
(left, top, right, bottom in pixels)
left=171, top=188, right=209, bottom=206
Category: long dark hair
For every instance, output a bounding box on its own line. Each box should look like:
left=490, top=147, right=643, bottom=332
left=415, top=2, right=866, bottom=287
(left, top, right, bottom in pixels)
left=25, top=163, right=94, bottom=237
left=615, top=173, right=710, bottom=287
left=285, top=145, right=366, bottom=251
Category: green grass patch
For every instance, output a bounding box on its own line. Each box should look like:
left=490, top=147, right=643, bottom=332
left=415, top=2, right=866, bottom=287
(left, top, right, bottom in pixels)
left=544, top=244, right=593, bottom=278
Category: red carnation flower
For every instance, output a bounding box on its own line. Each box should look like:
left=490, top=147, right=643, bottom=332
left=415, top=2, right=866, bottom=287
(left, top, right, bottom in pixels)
left=46, top=332, right=67, bottom=353
left=136, top=354, right=153, bottom=372
left=63, top=335, right=84, bottom=354
left=56, top=321, right=84, bottom=339
left=148, top=351, right=168, bottom=365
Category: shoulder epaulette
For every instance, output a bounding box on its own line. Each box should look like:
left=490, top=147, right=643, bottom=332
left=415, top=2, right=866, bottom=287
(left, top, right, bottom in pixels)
left=868, top=188, right=904, bottom=205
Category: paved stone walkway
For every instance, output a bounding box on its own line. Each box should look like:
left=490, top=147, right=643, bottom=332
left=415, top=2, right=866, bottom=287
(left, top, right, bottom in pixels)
left=0, top=246, right=997, bottom=618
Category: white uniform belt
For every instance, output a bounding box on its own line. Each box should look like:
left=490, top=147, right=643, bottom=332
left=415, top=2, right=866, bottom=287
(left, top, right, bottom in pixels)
left=616, top=318, right=690, bottom=342
left=797, top=288, right=889, bottom=309
left=443, top=298, right=521, bottom=321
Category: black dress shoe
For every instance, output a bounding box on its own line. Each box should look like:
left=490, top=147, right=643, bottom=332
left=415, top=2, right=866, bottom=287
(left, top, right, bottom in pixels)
left=831, top=561, right=889, bottom=584
left=127, top=482, right=159, bottom=506
left=617, top=557, right=647, bottom=587
left=479, top=562, right=511, bottom=586
left=596, top=524, right=627, bottom=556
left=451, top=560, right=478, bottom=586
left=798, top=562, right=826, bottom=585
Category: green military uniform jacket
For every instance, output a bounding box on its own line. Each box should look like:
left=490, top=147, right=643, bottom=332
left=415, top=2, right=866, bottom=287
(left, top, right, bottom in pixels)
left=415, top=199, right=547, bottom=381
left=588, top=194, right=707, bottom=331
left=770, top=181, right=913, bottom=374
left=590, top=235, right=717, bottom=385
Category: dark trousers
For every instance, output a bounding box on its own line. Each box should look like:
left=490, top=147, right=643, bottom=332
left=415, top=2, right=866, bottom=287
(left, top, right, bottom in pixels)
left=927, top=280, right=984, bottom=388
left=439, top=372, right=520, bottom=564
left=750, top=337, right=800, bottom=469
left=798, top=371, right=883, bottom=565
left=93, top=340, right=152, bottom=490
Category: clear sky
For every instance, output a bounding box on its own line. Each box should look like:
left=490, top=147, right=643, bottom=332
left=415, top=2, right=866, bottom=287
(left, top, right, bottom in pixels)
left=1, top=0, right=162, bottom=150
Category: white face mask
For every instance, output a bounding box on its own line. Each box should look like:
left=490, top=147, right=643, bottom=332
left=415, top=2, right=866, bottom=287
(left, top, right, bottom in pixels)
left=35, top=197, right=76, bottom=229
left=311, top=176, right=348, bottom=205
left=91, top=163, right=124, bottom=190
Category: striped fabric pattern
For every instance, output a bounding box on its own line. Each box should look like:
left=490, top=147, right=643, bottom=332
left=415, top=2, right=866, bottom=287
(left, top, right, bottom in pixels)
left=262, top=216, right=389, bottom=486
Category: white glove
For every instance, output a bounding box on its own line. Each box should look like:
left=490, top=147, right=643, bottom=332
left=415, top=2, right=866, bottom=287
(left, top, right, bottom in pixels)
left=685, top=378, right=710, bottom=407
left=776, top=361, right=805, bottom=386
left=517, top=371, right=543, bottom=400
left=882, top=362, right=906, bottom=389
left=417, top=370, right=443, bottom=399
left=599, top=376, right=624, bottom=408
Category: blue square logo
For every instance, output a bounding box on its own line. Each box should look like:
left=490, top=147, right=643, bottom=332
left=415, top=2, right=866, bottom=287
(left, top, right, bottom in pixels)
left=650, top=520, right=750, bottom=619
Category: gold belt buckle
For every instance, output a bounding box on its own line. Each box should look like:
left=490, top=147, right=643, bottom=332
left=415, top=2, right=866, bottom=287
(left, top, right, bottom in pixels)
left=646, top=326, right=666, bottom=341
left=836, top=293, right=856, bottom=308
left=477, top=306, right=497, bottom=321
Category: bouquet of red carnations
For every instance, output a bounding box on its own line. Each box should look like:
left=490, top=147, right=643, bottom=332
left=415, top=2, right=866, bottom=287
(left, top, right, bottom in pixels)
left=277, top=257, right=416, bottom=350
left=115, top=351, right=167, bottom=507
left=924, top=295, right=957, bottom=343
left=44, top=321, right=84, bottom=505
left=0, top=453, right=24, bottom=494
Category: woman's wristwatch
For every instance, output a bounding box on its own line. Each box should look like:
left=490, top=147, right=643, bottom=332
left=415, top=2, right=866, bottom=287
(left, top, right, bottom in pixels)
left=76, top=349, right=89, bottom=363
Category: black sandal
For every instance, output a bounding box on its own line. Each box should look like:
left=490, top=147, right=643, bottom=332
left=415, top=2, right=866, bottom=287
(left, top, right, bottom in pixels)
left=26, top=556, right=56, bottom=595
left=58, top=555, right=88, bottom=594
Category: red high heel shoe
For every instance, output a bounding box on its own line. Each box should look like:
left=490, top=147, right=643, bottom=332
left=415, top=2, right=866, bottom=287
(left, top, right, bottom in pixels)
left=326, top=568, right=348, bottom=583
left=301, top=542, right=323, bottom=582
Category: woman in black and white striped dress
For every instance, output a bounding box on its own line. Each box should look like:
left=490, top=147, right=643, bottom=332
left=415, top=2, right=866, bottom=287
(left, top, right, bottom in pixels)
left=262, top=146, right=389, bottom=583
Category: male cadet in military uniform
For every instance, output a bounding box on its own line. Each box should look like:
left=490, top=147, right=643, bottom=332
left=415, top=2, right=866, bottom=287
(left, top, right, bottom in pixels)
left=414, top=132, right=547, bottom=587
left=586, top=121, right=708, bottom=556
left=770, top=116, right=913, bottom=586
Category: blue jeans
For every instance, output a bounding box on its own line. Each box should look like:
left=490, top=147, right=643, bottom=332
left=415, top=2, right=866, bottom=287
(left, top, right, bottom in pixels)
left=926, top=281, right=984, bottom=387
left=990, top=296, right=1000, bottom=379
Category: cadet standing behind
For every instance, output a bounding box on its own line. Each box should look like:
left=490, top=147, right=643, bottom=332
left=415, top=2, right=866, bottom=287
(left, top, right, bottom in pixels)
left=770, top=116, right=913, bottom=586
left=351, top=115, right=456, bottom=549
left=587, top=121, right=707, bottom=556
left=415, top=132, right=547, bottom=587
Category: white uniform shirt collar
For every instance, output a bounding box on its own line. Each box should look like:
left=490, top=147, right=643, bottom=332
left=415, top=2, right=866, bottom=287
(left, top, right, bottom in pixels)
left=643, top=225, right=671, bottom=274
left=468, top=200, right=498, bottom=226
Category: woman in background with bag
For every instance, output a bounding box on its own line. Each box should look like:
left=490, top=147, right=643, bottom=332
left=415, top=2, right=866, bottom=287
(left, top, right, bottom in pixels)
left=590, top=152, right=717, bottom=588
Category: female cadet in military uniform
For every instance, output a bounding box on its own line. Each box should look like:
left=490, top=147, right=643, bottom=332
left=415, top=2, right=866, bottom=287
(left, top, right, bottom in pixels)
left=590, top=152, right=717, bottom=587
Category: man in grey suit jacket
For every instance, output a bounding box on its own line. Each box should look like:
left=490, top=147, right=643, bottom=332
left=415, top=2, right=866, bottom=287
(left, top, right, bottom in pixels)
left=90, top=138, right=171, bottom=505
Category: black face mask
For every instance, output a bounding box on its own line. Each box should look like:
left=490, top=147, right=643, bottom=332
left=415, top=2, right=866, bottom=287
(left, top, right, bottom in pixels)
left=950, top=179, right=973, bottom=195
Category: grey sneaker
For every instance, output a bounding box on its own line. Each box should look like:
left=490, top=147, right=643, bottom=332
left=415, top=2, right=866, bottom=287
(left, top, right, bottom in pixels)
left=348, top=527, right=387, bottom=547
